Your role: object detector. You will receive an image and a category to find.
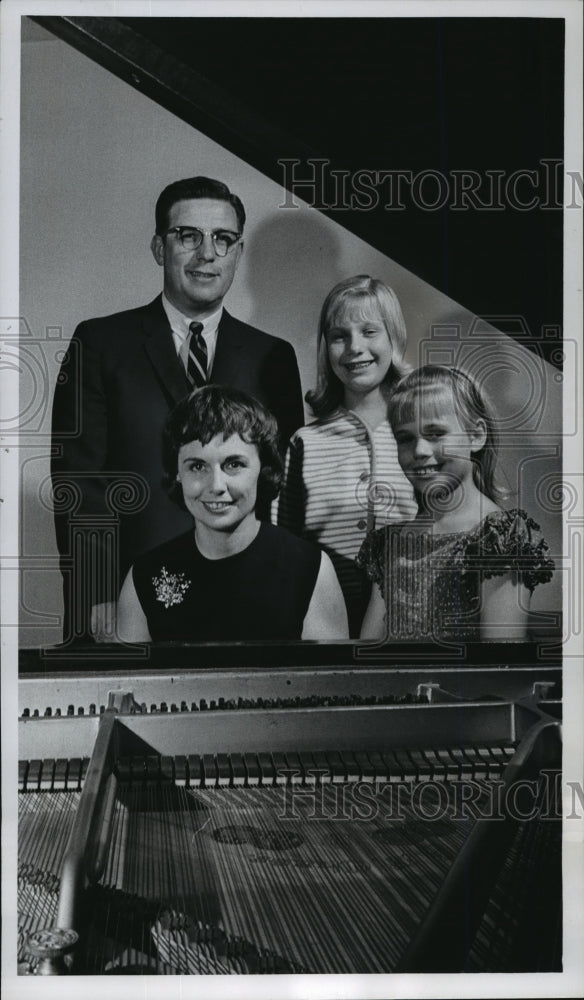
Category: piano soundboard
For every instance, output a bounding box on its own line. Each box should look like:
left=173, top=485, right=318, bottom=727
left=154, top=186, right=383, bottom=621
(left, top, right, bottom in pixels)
left=18, top=657, right=562, bottom=976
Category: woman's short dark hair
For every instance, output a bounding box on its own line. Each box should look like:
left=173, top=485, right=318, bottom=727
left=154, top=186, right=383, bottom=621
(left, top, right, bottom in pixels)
left=155, top=177, right=246, bottom=235
left=163, top=385, right=282, bottom=510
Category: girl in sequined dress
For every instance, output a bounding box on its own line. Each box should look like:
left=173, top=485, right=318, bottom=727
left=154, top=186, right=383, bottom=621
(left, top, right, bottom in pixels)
left=358, top=366, right=554, bottom=641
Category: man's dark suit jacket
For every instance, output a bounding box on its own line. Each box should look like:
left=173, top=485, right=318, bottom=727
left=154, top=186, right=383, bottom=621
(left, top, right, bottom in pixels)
left=51, top=295, right=304, bottom=633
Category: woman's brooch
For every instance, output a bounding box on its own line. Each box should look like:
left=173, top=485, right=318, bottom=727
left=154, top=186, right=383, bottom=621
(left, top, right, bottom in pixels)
left=152, top=567, right=191, bottom=608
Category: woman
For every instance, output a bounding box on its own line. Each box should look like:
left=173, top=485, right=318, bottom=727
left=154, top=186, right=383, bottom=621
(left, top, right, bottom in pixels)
left=117, top=385, right=348, bottom=642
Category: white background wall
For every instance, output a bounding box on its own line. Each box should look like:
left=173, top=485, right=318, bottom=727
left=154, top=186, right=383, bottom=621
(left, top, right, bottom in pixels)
left=18, top=20, right=562, bottom=645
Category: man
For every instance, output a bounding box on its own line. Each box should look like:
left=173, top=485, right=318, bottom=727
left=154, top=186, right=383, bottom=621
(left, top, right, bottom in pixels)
left=51, top=176, right=304, bottom=642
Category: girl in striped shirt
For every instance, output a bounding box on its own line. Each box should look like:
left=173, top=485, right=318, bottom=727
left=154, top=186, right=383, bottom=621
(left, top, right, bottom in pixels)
left=276, top=275, right=417, bottom=635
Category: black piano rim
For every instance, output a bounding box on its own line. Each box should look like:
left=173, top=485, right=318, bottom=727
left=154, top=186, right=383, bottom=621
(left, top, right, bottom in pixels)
left=19, top=639, right=562, bottom=674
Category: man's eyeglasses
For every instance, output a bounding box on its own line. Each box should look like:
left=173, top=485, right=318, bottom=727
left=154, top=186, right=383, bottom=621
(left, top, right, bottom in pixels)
left=164, top=227, right=242, bottom=257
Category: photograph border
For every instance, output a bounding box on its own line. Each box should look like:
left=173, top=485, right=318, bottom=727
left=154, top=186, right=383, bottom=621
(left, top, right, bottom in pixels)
left=2, top=2, right=583, bottom=998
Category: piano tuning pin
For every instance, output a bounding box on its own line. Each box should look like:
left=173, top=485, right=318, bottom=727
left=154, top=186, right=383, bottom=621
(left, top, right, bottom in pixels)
left=191, top=701, right=198, bottom=711
left=44, top=707, right=52, bottom=717
left=33, top=710, right=40, bottom=718
left=67, top=705, right=74, bottom=716
left=160, top=702, right=168, bottom=712
left=150, top=704, right=157, bottom=713
left=200, top=699, right=207, bottom=711
left=78, top=707, right=84, bottom=715
left=89, top=704, right=96, bottom=715
left=55, top=708, right=61, bottom=717
left=22, top=708, right=30, bottom=717
left=180, top=701, right=188, bottom=712
left=170, top=703, right=178, bottom=713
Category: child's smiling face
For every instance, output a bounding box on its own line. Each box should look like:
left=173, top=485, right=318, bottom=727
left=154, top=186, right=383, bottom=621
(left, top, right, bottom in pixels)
left=325, top=301, right=393, bottom=397
left=393, top=391, right=486, bottom=499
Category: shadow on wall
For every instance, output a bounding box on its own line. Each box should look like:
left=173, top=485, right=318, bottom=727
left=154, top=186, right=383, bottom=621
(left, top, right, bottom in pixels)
left=243, top=208, right=346, bottom=400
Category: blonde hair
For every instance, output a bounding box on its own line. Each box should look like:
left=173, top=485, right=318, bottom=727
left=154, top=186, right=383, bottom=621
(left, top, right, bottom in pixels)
left=306, top=275, right=411, bottom=418
left=389, top=365, right=507, bottom=503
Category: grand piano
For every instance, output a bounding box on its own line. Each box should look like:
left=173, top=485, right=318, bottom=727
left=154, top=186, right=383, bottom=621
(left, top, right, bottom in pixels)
left=17, top=12, right=567, bottom=981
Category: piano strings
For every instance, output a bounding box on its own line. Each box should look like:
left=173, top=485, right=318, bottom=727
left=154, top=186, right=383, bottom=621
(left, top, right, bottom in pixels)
left=18, top=790, right=82, bottom=964
left=19, top=743, right=544, bottom=974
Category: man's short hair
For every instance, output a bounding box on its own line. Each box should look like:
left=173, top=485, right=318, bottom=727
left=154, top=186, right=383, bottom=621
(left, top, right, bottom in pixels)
left=163, top=384, right=282, bottom=510
left=155, top=177, right=246, bottom=235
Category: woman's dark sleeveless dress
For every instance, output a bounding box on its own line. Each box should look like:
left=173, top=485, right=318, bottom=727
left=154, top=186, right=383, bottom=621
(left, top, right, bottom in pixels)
left=132, top=522, right=321, bottom=641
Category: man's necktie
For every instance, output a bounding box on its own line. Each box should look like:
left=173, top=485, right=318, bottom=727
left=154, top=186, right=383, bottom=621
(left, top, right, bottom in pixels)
left=186, top=321, right=207, bottom=389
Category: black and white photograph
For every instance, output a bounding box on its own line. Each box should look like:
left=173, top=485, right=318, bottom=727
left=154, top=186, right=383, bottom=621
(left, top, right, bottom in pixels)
left=1, top=0, right=582, bottom=997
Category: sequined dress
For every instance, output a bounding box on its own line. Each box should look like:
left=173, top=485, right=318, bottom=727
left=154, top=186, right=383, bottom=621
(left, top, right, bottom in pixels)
left=356, top=509, right=554, bottom=640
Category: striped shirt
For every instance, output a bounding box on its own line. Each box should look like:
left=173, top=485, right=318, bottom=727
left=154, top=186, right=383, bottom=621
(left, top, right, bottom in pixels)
left=275, top=409, right=417, bottom=631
